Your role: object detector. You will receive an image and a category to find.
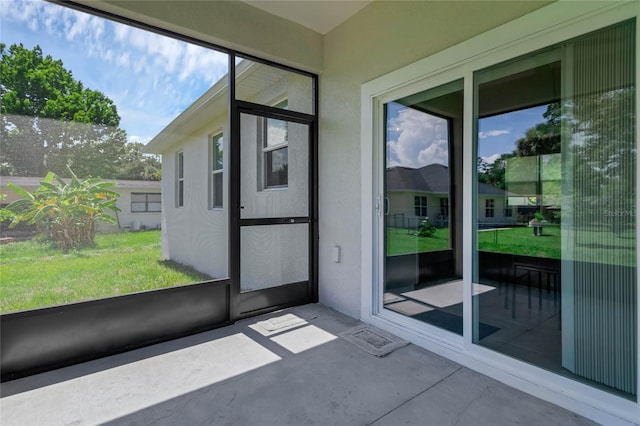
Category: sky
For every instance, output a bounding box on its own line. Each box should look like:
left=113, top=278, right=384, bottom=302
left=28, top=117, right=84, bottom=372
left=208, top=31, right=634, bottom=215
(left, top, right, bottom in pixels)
left=386, top=102, right=547, bottom=168
left=0, top=0, right=229, bottom=144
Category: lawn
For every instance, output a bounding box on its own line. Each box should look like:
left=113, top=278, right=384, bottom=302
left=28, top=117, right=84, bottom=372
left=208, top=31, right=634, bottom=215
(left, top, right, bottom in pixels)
left=386, top=227, right=451, bottom=256
left=388, top=225, right=561, bottom=258
left=388, top=224, right=635, bottom=266
left=477, top=225, right=561, bottom=259
left=0, top=230, right=213, bottom=314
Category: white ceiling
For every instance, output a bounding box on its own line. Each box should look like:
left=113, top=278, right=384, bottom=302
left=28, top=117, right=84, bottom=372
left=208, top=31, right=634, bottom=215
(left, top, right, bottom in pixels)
left=240, top=0, right=372, bottom=34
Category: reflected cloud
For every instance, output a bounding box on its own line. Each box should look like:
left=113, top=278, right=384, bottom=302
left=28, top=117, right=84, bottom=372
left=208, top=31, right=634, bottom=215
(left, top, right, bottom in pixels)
left=387, top=107, right=449, bottom=168
left=479, top=129, right=510, bottom=139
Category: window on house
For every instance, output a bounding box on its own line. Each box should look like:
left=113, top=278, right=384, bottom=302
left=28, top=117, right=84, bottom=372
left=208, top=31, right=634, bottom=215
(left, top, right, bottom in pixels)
left=131, top=193, right=161, bottom=213
left=210, top=133, right=223, bottom=208
left=414, top=196, right=427, bottom=217
left=262, top=118, right=288, bottom=189
left=176, top=151, right=184, bottom=207
left=485, top=199, right=494, bottom=218
left=440, top=198, right=448, bottom=219
left=504, top=205, right=512, bottom=217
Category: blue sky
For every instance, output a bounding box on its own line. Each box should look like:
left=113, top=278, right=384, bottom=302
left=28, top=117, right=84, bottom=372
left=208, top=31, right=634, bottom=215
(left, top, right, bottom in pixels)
left=0, top=0, right=229, bottom=144
left=387, top=102, right=547, bottom=168
left=477, top=105, right=547, bottom=163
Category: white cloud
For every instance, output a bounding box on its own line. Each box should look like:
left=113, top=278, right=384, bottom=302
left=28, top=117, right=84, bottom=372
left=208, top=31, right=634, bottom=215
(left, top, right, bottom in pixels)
left=128, top=135, right=151, bottom=144
left=1, top=0, right=230, bottom=141
left=482, top=153, right=501, bottom=165
left=386, top=108, right=449, bottom=169
left=479, top=129, right=510, bottom=139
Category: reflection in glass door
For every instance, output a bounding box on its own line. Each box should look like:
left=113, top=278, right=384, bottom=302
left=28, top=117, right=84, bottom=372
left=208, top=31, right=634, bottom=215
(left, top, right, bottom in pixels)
left=383, top=80, right=468, bottom=335
left=472, top=21, right=636, bottom=399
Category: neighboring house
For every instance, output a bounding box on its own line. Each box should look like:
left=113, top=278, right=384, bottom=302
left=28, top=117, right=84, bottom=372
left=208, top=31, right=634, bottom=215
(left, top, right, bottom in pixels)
left=386, top=164, right=516, bottom=228
left=0, top=176, right=161, bottom=232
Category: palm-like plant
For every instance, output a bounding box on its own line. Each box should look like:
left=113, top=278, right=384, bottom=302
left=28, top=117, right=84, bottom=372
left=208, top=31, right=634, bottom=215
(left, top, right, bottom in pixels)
left=5, top=168, right=120, bottom=251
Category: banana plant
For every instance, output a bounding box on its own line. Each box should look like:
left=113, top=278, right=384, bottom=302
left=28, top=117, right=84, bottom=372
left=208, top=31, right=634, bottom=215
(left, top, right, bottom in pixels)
left=5, top=167, right=120, bottom=251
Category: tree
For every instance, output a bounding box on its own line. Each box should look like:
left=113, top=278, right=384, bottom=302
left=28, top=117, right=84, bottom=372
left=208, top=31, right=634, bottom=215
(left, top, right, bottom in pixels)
left=1, top=44, right=119, bottom=125
left=515, top=102, right=561, bottom=157
left=118, top=142, right=161, bottom=181
left=4, top=168, right=120, bottom=251
left=0, top=43, right=127, bottom=178
left=478, top=153, right=515, bottom=190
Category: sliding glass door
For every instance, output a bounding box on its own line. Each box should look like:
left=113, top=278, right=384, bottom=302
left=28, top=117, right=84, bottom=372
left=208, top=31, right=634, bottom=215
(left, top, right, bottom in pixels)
left=376, top=18, right=636, bottom=401
left=382, top=80, right=466, bottom=335
left=472, top=20, right=636, bottom=399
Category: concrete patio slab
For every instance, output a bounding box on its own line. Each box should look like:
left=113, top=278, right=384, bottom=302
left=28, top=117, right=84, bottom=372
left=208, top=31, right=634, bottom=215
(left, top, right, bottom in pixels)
left=0, top=304, right=598, bottom=426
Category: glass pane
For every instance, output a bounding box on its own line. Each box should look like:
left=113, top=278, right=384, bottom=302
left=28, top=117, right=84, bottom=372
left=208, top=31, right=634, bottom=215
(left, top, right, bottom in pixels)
left=266, top=148, right=288, bottom=188
left=235, top=57, right=314, bottom=115
left=266, top=119, right=288, bottom=147
left=213, top=173, right=223, bottom=208
left=212, top=134, right=223, bottom=171
left=178, top=180, right=184, bottom=207
left=148, top=193, right=161, bottom=203
left=473, top=21, right=636, bottom=399
left=131, top=193, right=146, bottom=202
left=240, top=224, right=309, bottom=292
left=178, top=153, right=184, bottom=178
left=383, top=79, right=464, bottom=335
left=131, top=202, right=147, bottom=212
left=148, top=202, right=161, bottom=212
left=240, top=112, right=308, bottom=219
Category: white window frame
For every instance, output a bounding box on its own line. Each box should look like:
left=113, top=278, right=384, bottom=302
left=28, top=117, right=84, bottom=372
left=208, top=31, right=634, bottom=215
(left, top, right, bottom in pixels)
left=176, top=151, right=184, bottom=207
left=360, top=2, right=640, bottom=425
left=209, top=131, right=224, bottom=209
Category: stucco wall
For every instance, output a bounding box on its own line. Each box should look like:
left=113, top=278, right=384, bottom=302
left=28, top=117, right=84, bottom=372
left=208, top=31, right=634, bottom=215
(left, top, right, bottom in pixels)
left=160, top=114, right=229, bottom=280
left=318, top=1, right=550, bottom=317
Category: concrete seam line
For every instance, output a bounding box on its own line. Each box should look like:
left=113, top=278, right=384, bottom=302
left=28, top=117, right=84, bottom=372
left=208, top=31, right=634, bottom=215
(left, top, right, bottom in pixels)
left=366, top=365, right=464, bottom=426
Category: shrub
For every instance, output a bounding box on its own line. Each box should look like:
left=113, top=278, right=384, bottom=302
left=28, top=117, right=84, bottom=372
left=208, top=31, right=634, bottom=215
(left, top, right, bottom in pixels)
left=417, top=218, right=437, bottom=237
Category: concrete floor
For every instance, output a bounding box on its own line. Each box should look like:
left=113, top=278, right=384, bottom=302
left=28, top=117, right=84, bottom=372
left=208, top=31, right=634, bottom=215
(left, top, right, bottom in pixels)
left=1, top=303, right=597, bottom=426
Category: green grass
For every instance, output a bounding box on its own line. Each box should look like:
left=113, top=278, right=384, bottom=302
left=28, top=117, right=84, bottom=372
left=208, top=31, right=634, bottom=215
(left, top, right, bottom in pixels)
left=388, top=225, right=635, bottom=266
left=386, top=227, right=451, bottom=256
left=477, top=225, right=561, bottom=259
left=0, top=230, right=213, bottom=314
left=387, top=225, right=561, bottom=258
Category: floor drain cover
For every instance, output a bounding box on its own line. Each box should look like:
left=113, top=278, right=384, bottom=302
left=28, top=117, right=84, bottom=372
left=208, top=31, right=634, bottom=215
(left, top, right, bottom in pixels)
left=339, top=325, right=408, bottom=357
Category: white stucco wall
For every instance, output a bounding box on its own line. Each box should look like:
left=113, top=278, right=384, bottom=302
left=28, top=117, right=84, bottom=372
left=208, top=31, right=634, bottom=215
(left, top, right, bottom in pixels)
left=159, top=114, right=229, bottom=280
left=318, top=1, right=550, bottom=317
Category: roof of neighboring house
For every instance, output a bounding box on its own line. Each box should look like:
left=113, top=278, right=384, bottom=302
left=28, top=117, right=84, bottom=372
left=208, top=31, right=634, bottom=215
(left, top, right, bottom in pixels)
left=0, top=176, right=161, bottom=190
left=386, top=164, right=507, bottom=196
